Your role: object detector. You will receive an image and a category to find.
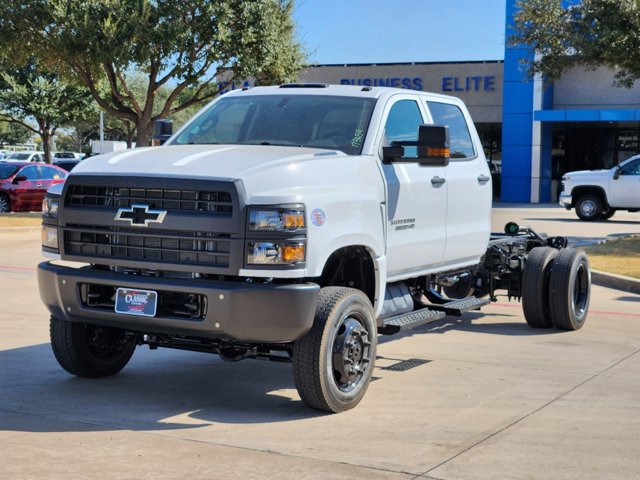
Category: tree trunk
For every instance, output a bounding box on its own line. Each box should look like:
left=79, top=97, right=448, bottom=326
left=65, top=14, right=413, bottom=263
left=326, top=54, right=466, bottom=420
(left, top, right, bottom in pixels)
left=135, top=121, right=152, bottom=148
left=41, top=131, right=52, bottom=164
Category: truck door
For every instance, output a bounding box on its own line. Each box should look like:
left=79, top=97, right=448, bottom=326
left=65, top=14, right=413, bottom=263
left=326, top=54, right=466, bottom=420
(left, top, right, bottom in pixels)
left=609, top=157, right=640, bottom=207
left=425, top=100, right=492, bottom=264
left=379, top=97, right=447, bottom=276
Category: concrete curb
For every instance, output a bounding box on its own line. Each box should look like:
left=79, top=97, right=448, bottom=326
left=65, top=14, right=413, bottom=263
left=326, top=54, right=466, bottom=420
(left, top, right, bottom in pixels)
left=592, top=270, right=640, bottom=295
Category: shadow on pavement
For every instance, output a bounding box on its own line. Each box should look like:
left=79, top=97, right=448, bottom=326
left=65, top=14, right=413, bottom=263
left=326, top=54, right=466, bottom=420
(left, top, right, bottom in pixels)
left=378, top=311, right=562, bottom=345
left=0, top=343, right=323, bottom=433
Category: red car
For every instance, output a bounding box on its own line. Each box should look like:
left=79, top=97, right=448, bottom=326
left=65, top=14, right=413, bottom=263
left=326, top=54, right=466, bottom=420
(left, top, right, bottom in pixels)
left=0, top=162, right=68, bottom=213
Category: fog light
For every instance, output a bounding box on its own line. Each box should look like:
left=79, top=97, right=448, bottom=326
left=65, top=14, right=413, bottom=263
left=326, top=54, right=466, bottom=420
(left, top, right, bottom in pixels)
left=42, top=225, right=59, bottom=249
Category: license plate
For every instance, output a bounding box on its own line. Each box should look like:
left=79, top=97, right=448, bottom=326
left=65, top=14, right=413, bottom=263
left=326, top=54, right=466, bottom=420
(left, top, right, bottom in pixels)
left=115, top=288, right=158, bottom=317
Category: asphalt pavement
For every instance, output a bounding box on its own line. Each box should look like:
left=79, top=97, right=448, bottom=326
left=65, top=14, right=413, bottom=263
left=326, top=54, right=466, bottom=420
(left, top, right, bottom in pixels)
left=1, top=205, right=639, bottom=479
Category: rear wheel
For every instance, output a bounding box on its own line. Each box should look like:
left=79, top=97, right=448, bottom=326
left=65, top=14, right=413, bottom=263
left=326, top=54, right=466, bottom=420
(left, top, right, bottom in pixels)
left=0, top=193, right=9, bottom=213
left=549, top=249, right=590, bottom=330
left=575, top=195, right=603, bottom=221
left=292, top=287, right=377, bottom=413
left=600, top=208, right=616, bottom=220
left=50, top=316, right=137, bottom=377
left=522, top=247, right=558, bottom=328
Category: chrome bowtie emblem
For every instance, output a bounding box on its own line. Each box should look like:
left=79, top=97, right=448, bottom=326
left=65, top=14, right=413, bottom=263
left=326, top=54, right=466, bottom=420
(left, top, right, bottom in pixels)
left=114, top=204, right=167, bottom=227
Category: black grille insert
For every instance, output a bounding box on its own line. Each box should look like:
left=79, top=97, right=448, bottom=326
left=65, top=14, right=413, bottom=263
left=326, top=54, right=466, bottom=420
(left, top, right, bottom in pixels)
left=66, top=185, right=232, bottom=215
left=80, top=283, right=207, bottom=320
left=64, top=225, right=231, bottom=268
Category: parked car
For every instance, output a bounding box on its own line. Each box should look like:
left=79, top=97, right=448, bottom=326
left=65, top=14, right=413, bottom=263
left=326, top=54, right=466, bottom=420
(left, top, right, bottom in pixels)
left=2, top=151, right=45, bottom=163
left=0, top=162, right=67, bottom=213
left=53, top=152, right=85, bottom=160
left=559, top=154, right=640, bottom=220
left=53, top=159, right=82, bottom=172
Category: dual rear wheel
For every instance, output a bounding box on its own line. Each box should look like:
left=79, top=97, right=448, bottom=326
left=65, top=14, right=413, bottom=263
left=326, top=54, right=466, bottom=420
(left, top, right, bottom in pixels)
left=522, top=247, right=590, bottom=331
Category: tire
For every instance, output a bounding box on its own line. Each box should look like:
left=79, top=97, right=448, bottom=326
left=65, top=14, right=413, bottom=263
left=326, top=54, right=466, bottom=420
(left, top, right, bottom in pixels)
left=50, top=316, right=137, bottom=377
left=599, top=208, right=616, bottom=220
left=575, top=195, right=603, bottom=221
left=442, top=274, right=474, bottom=299
left=549, top=249, right=591, bottom=330
left=292, top=287, right=377, bottom=413
left=0, top=193, right=9, bottom=213
left=522, top=247, right=558, bottom=328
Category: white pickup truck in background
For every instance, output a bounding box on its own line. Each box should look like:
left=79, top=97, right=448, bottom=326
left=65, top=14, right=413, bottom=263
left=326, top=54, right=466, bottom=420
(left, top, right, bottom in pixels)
left=38, top=85, right=591, bottom=413
left=560, top=155, right=640, bottom=221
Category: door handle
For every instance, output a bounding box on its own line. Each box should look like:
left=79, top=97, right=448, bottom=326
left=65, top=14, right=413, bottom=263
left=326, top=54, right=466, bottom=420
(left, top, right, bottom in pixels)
left=36, top=184, right=43, bottom=188
left=477, top=174, right=491, bottom=184
left=431, top=176, right=446, bottom=186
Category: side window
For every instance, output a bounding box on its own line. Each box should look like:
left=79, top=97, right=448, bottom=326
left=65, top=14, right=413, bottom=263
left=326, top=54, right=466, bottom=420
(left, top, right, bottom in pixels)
left=41, top=166, right=67, bottom=180
left=20, top=166, right=40, bottom=180
left=384, top=100, right=424, bottom=157
left=32, top=154, right=43, bottom=162
left=620, top=159, right=640, bottom=175
left=426, top=101, right=476, bottom=159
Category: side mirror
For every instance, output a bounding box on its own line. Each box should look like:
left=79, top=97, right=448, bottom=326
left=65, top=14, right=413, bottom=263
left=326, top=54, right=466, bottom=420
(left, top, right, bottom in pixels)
left=382, top=125, right=450, bottom=167
left=152, top=119, right=173, bottom=146
left=12, top=175, right=27, bottom=184
left=613, top=165, right=621, bottom=180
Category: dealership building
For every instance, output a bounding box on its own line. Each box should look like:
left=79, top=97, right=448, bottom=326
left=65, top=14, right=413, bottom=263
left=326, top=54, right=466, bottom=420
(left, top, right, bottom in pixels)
left=295, top=1, right=640, bottom=203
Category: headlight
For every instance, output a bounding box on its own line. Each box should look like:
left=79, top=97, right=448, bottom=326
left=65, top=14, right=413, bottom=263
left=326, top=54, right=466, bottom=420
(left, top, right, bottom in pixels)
left=41, top=225, right=59, bottom=249
left=42, top=196, right=59, bottom=219
left=247, top=242, right=305, bottom=265
left=248, top=207, right=305, bottom=232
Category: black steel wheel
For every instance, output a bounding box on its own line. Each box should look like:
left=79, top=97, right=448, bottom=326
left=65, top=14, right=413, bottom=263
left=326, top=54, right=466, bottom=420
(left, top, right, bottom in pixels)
left=600, top=208, right=616, bottom=220
left=50, top=316, right=137, bottom=377
left=575, top=195, right=603, bottom=221
left=549, top=249, right=591, bottom=330
left=292, top=287, right=377, bottom=413
left=0, top=193, right=9, bottom=213
left=522, top=247, right=558, bottom=328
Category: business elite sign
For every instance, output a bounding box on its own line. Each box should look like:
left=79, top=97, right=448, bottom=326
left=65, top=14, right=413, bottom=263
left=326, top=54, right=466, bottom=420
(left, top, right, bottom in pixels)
left=339, top=75, right=496, bottom=93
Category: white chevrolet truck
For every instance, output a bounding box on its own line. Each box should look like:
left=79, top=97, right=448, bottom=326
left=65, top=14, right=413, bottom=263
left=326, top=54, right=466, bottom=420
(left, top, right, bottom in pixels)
left=559, top=155, right=640, bottom=221
left=38, top=85, right=591, bottom=412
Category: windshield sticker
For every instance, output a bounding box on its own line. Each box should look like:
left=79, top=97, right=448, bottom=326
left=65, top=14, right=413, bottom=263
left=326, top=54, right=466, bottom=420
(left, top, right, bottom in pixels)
left=311, top=208, right=326, bottom=227
left=351, top=129, right=364, bottom=148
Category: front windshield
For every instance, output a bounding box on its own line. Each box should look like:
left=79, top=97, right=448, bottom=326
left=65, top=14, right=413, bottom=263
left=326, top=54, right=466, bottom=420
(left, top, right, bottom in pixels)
left=173, top=94, right=377, bottom=155
left=7, top=153, right=30, bottom=160
left=0, top=164, right=19, bottom=179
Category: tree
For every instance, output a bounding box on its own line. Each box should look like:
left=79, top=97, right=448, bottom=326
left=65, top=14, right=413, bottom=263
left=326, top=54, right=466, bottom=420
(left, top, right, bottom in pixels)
left=2, top=0, right=305, bottom=147
left=0, top=120, right=32, bottom=146
left=512, top=0, right=640, bottom=87
left=0, top=60, right=96, bottom=162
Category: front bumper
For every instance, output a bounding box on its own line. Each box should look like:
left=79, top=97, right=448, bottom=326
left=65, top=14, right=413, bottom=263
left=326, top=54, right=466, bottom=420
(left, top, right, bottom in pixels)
left=38, top=261, right=319, bottom=343
left=559, top=194, right=572, bottom=209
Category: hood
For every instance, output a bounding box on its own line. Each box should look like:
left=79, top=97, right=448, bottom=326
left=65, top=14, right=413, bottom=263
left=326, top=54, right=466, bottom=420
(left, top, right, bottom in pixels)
left=72, top=145, right=348, bottom=179
left=563, top=168, right=609, bottom=178
left=68, top=144, right=380, bottom=204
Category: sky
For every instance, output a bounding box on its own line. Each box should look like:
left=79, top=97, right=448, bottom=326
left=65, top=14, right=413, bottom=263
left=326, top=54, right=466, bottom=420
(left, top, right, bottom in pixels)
left=293, top=0, right=507, bottom=65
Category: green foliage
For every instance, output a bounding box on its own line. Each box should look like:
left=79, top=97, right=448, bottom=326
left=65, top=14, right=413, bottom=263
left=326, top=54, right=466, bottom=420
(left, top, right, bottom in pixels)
left=0, top=59, right=95, bottom=162
left=513, top=0, right=640, bottom=87
left=1, top=0, right=306, bottom=146
left=0, top=120, right=32, bottom=146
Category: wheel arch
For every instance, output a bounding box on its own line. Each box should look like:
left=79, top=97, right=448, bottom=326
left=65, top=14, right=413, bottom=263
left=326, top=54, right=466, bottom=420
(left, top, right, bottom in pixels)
left=570, top=185, right=609, bottom=208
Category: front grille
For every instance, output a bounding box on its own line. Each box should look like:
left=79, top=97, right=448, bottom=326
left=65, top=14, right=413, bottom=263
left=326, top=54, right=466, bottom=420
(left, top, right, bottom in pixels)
left=64, top=225, right=230, bottom=268
left=66, top=185, right=232, bottom=215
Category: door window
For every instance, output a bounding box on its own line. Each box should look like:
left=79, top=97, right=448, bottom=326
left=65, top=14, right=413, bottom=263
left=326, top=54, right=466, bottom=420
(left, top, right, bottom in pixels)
left=20, top=166, right=40, bottom=180
left=40, top=166, right=67, bottom=180
left=620, top=158, right=640, bottom=175
left=426, top=101, right=476, bottom=159
left=383, top=100, right=424, bottom=157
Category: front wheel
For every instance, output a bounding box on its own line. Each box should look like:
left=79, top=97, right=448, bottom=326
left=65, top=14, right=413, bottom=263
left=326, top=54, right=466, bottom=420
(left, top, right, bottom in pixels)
left=0, top=193, right=10, bottom=213
left=575, top=195, right=603, bottom=221
left=50, top=316, right=137, bottom=377
left=292, top=287, right=377, bottom=413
